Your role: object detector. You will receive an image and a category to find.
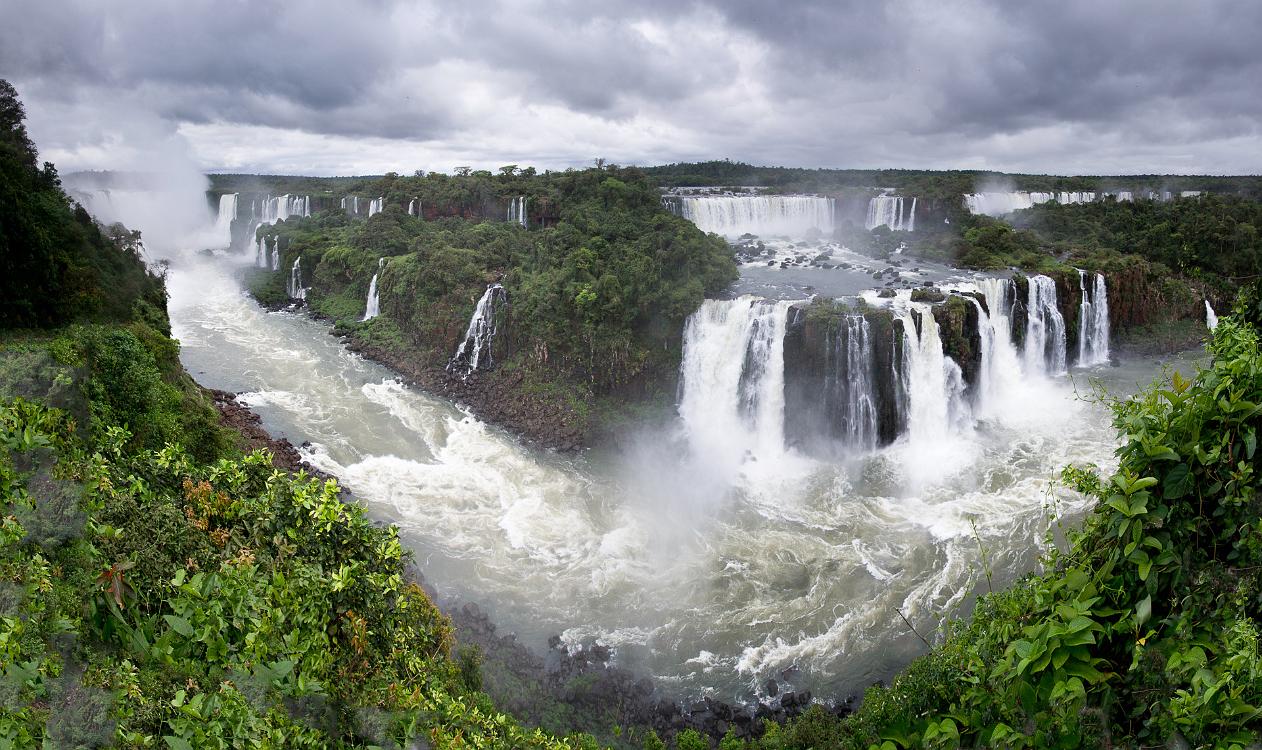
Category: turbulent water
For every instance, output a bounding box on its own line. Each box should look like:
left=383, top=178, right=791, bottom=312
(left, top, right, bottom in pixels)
left=157, top=243, right=1201, bottom=706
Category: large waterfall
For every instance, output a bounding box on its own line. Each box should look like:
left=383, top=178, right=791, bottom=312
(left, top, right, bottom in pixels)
left=507, top=196, right=528, bottom=227
left=673, top=195, right=835, bottom=237
left=212, top=193, right=238, bottom=247
left=369, top=197, right=384, bottom=217
left=975, top=278, right=1025, bottom=413
left=362, top=258, right=384, bottom=321
left=256, top=236, right=269, bottom=269
left=1206, top=300, right=1219, bottom=330
left=896, top=305, right=968, bottom=442
left=1024, top=275, right=1067, bottom=376
left=259, top=195, right=310, bottom=223
left=678, top=298, right=795, bottom=465
left=1077, top=271, right=1110, bottom=366
left=962, top=192, right=1056, bottom=216
left=448, top=284, right=507, bottom=376
left=865, top=195, right=916, bottom=231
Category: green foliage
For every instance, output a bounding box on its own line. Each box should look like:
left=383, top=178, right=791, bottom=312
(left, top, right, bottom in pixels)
left=0, top=79, right=166, bottom=329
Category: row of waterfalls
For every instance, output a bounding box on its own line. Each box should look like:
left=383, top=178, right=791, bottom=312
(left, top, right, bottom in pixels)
left=964, top=190, right=1204, bottom=217
left=675, top=273, right=1110, bottom=462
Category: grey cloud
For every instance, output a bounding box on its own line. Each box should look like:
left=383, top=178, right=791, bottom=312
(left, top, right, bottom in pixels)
left=1, top=0, right=1261, bottom=174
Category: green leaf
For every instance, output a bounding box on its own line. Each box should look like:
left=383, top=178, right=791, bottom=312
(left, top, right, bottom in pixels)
left=163, top=615, right=193, bottom=638
left=164, top=738, right=194, bottom=750
left=1163, top=464, right=1193, bottom=500
left=1136, top=595, right=1152, bottom=628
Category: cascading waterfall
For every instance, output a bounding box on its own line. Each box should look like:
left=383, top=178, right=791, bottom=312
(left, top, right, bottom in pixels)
left=1076, top=271, right=1110, bottom=366
left=369, top=197, right=384, bottom=217
left=448, top=284, right=507, bottom=375
left=1024, top=275, right=1067, bottom=376
left=362, top=258, right=384, bottom=321
left=255, top=235, right=269, bottom=269
left=1206, top=301, right=1219, bottom=330
left=895, top=305, right=968, bottom=442
left=288, top=256, right=306, bottom=301
left=507, top=196, right=528, bottom=227
left=271, top=240, right=280, bottom=272
left=678, top=298, right=795, bottom=463
left=341, top=196, right=360, bottom=215
left=865, top=195, right=916, bottom=231
left=674, top=195, right=835, bottom=237
left=825, top=316, right=879, bottom=451
left=975, top=278, right=1025, bottom=411
left=408, top=198, right=420, bottom=217
left=212, top=193, right=238, bottom=248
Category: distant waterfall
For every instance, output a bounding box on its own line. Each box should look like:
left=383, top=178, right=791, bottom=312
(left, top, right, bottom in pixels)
left=896, top=305, right=968, bottom=442
left=342, top=196, right=360, bottom=215
left=288, top=257, right=306, bottom=301
left=963, top=192, right=1056, bottom=216
left=678, top=298, right=795, bottom=463
left=369, top=197, right=384, bottom=217
left=1076, top=271, right=1110, bottom=366
left=824, top=316, right=879, bottom=451
left=1025, top=275, right=1067, bottom=376
left=448, top=284, right=507, bottom=376
left=507, top=196, right=528, bottom=227
left=1206, top=301, right=1219, bottom=330
left=408, top=198, right=420, bottom=217
left=362, top=258, right=384, bottom=322
left=255, top=236, right=269, bottom=269
left=259, top=195, right=309, bottom=223
left=213, top=193, right=237, bottom=248
left=674, top=195, right=835, bottom=237
left=271, top=240, right=280, bottom=272
left=865, top=195, right=916, bottom=231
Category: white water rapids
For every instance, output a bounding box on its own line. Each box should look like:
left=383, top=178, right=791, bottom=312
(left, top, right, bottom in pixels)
left=160, top=252, right=1193, bottom=704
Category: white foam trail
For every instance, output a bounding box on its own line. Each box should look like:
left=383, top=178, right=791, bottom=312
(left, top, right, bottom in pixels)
left=1206, top=300, right=1219, bottom=330
left=362, top=258, right=384, bottom=321
left=1077, top=271, right=1110, bottom=366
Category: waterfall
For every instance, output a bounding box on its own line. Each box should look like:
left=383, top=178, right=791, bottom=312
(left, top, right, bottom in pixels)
left=271, top=238, right=280, bottom=272
left=1024, top=275, right=1067, bottom=376
left=1076, top=271, right=1110, bottom=366
left=962, top=192, right=1057, bottom=217
left=975, top=278, right=1024, bottom=412
left=1206, top=301, right=1219, bottom=330
left=288, top=256, right=306, bottom=301
left=342, top=196, right=361, bottom=215
left=865, top=195, right=915, bottom=231
left=678, top=298, right=795, bottom=462
left=824, top=316, right=879, bottom=451
left=255, top=235, right=269, bottom=269
left=448, top=284, right=507, bottom=375
left=369, top=197, right=384, bottom=217
left=362, top=258, right=384, bottom=321
left=674, top=195, right=835, bottom=237
left=212, top=193, right=237, bottom=248
left=507, top=196, right=527, bottom=227
left=895, top=305, right=968, bottom=442
left=408, top=198, right=420, bottom=217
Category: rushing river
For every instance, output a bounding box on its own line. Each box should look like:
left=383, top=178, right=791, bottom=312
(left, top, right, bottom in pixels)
left=167, top=250, right=1196, bottom=704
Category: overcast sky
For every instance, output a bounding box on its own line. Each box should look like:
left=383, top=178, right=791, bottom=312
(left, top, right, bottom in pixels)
left=2, top=0, right=1260, bottom=177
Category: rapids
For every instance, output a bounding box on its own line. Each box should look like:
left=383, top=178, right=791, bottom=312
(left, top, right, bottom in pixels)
left=165, top=253, right=1191, bottom=704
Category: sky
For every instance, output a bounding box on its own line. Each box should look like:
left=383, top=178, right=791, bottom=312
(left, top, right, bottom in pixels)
left=2, top=0, right=1261, bottom=177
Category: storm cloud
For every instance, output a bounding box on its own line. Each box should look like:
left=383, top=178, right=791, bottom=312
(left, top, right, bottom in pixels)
left=1, top=0, right=1260, bottom=175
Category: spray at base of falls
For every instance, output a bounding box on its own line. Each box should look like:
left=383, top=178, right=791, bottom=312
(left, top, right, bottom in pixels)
left=1206, top=301, right=1219, bottom=330
left=362, top=258, right=384, bottom=321
left=1077, top=271, right=1111, bottom=366
left=448, top=284, right=507, bottom=376
left=671, top=195, right=835, bottom=237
